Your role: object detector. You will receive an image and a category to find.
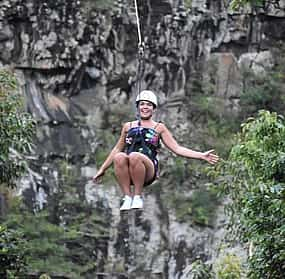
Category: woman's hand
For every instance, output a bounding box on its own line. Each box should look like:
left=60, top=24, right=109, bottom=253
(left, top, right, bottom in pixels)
left=92, top=169, right=105, bottom=184
left=201, top=150, right=219, bottom=165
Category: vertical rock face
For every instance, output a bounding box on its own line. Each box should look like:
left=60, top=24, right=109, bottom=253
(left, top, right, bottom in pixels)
left=1, top=0, right=285, bottom=277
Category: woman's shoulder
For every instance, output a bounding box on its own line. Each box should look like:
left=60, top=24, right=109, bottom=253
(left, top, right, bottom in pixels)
left=122, top=120, right=137, bottom=131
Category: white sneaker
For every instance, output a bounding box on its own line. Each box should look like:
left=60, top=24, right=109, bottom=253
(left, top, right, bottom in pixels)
left=120, top=195, right=132, bottom=211
left=131, top=195, right=143, bottom=209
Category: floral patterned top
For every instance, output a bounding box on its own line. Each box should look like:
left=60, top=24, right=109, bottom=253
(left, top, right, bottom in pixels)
left=124, top=124, right=160, bottom=170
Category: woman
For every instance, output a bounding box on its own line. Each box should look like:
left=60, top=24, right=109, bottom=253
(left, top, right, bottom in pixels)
left=93, top=90, right=219, bottom=210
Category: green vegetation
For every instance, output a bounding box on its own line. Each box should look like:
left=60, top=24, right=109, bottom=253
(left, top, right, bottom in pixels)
left=184, top=0, right=192, bottom=9
left=240, top=51, right=285, bottom=119
left=94, top=103, right=134, bottom=184
left=215, top=253, right=243, bottom=279
left=95, top=148, right=116, bottom=184
left=188, top=253, right=243, bottom=279
left=191, top=259, right=214, bottom=279
left=0, top=225, right=27, bottom=278
left=10, top=210, right=101, bottom=277
left=184, top=253, right=243, bottom=279
left=190, top=72, right=239, bottom=158
left=94, top=0, right=114, bottom=9
left=94, top=130, right=117, bottom=184
left=0, top=70, right=35, bottom=277
left=206, top=118, right=238, bottom=158
left=4, top=175, right=110, bottom=278
left=0, top=70, right=35, bottom=187
left=169, top=187, right=220, bottom=226
left=230, top=0, right=265, bottom=9
left=229, top=0, right=284, bottom=10
left=169, top=157, right=188, bottom=185
left=212, top=110, right=285, bottom=278
left=106, top=103, right=134, bottom=132
left=0, top=71, right=110, bottom=278
left=82, top=0, right=115, bottom=11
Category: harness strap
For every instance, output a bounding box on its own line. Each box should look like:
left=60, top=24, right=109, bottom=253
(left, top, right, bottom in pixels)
left=153, top=121, right=161, bottom=131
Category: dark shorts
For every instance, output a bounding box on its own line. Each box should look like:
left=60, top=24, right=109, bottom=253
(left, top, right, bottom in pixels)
left=144, top=158, right=158, bottom=187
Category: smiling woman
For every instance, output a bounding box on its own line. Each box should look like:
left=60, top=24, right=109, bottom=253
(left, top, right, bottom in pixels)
left=92, top=90, right=219, bottom=210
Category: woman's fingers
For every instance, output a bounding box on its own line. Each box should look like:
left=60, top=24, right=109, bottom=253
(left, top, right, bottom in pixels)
left=92, top=175, right=99, bottom=183
left=205, top=150, right=219, bottom=164
left=92, top=171, right=104, bottom=184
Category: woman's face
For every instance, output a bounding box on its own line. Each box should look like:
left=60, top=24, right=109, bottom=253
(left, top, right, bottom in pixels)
left=138, top=100, right=155, bottom=120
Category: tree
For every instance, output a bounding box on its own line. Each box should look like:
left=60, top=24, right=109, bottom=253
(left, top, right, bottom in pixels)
left=0, top=70, right=35, bottom=277
left=0, top=70, right=35, bottom=187
left=230, top=0, right=281, bottom=10
left=0, top=225, right=27, bottom=278
left=214, top=110, right=285, bottom=278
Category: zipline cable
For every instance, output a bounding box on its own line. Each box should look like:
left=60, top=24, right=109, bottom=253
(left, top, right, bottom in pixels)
left=133, top=0, right=145, bottom=123
left=134, top=0, right=142, bottom=46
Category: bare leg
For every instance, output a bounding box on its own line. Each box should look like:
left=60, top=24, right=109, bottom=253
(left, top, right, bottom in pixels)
left=113, top=152, right=131, bottom=196
left=129, top=152, right=155, bottom=195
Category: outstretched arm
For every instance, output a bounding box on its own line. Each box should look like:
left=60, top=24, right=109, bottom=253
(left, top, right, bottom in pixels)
left=93, top=123, right=128, bottom=183
left=160, top=124, right=219, bottom=164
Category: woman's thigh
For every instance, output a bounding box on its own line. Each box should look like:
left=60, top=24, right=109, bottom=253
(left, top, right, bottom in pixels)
left=113, top=152, right=130, bottom=169
left=128, top=152, right=155, bottom=183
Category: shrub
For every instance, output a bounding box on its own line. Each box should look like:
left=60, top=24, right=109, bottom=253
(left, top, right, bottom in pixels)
left=191, top=259, right=214, bottom=279
left=0, top=70, right=35, bottom=187
left=215, top=253, right=242, bottom=279
left=0, top=225, right=27, bottom=277
left=170, top=187, right=220, bottom=226
left=214, top=110, right=285, bottom=278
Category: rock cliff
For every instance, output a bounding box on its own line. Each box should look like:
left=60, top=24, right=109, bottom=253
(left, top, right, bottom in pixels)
left=1, top=0, right=284, bottom=277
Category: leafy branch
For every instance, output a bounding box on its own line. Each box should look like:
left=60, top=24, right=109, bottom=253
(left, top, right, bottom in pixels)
left=211, top=110, right=285, bottom=278
left=0, top=70, right=36, bottom=187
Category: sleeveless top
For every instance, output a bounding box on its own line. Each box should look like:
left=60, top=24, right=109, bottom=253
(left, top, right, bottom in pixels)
left=124, top=122, right=161, bottom=163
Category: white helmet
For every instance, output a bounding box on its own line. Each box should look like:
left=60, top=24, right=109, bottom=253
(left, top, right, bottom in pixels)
left=136, top=90, right=158, bottom=107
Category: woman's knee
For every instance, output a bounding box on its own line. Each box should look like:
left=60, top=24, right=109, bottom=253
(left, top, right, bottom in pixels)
left=113, top=152, right=128, bottom=167
left=129, top=152, right=142, bottom=168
